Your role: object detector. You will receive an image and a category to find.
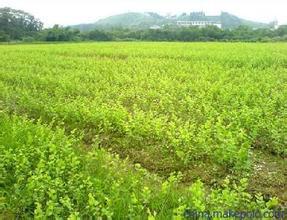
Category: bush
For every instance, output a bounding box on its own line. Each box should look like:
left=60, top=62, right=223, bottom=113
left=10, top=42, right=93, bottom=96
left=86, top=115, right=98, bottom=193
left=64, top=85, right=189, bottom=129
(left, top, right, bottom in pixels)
left=0, top=113, right=279, bottom=218
left=22, top=36, right=35, bottom=42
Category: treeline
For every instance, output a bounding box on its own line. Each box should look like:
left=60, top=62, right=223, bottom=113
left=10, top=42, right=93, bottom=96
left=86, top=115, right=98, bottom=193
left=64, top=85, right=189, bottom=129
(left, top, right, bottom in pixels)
left=33, top=24, right=287, bottom=42
left=96, top=25, right=287, bottom=42
left=1, top=7, right=287, bottom=43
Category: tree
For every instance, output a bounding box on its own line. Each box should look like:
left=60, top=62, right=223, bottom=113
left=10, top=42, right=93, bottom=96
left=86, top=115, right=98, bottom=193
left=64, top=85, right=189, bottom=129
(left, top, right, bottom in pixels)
left=38, top=25, right=81, bottom=41
left=0, top=7, right=43, bottom=41
left=276, top=25, right=287, bottom=37
left=85, top=30, right=112, bottom=41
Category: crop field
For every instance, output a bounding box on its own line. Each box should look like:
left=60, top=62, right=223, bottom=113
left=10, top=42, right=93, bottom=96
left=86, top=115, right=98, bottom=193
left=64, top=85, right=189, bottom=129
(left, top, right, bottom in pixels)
left=1, top=42, right=287, bottom=218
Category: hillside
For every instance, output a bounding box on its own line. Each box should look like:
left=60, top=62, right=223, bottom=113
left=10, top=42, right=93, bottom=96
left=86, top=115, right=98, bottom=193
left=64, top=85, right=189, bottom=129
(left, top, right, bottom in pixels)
left=71, top=12, right=271, bottom=31
left=220, top=12, right=269, bottom=29
left=72, top=12, right=167, bottom=31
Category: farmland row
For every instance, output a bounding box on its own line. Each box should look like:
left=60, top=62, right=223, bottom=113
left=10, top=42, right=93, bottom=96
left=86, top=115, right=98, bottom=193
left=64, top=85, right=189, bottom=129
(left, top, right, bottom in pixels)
left=0, top=112, right=279, bottom=218
left=0, top=43, right=286, bottom=176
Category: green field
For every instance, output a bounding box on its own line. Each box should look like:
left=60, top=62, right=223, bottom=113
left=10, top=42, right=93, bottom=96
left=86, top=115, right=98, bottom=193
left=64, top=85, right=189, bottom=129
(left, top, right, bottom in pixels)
left=1, top=42, right=286, bottom=218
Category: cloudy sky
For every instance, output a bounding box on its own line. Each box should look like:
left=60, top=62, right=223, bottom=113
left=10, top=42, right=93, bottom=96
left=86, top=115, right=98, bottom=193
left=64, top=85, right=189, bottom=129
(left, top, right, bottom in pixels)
left=1, top=0, right=286, bottom=27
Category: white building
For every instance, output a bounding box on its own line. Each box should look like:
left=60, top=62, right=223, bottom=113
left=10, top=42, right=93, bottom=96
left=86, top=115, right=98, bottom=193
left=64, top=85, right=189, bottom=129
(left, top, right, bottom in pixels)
left=149, top=25, right=162, bottom=30
left=273, top=20, right=279, bottom=29
left=177, top=20, right=222, bottom=29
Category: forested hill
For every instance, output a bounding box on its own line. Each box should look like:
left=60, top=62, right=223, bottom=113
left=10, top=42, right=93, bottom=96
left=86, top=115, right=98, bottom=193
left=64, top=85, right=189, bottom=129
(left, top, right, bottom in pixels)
left=71, top=12, right=272, bottom=31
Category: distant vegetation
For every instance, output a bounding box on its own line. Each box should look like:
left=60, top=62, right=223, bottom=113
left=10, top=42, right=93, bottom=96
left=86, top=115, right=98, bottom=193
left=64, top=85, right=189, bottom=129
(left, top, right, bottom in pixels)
left=0, top=7, right=43, bottom=42
left=27, top=24, right=287, bottom=42
left=1, top=7, right=287, bottom=43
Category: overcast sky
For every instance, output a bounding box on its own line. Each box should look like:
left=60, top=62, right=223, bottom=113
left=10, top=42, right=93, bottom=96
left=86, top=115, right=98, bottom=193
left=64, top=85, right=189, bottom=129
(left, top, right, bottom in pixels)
left=1, top=0, right=287, bottom=27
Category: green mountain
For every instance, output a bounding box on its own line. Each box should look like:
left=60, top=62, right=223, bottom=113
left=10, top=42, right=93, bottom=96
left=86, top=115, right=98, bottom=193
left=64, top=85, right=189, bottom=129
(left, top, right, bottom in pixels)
left=71, top=12, right=272, bottom=31
left=220, top=12, right=270, bottom=29
left=96, top=12, right=166, bottom=27
left=72, top=12, right=168, bottom=31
